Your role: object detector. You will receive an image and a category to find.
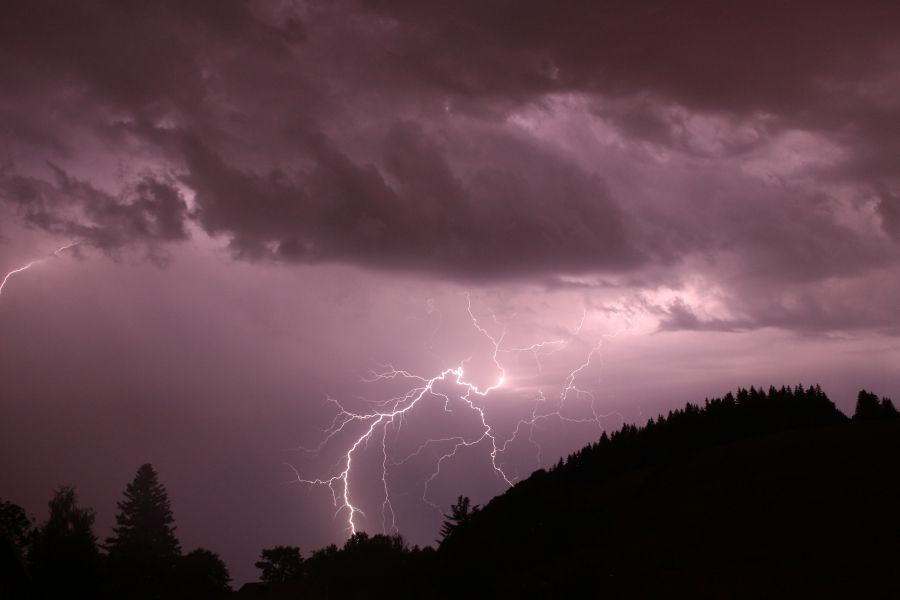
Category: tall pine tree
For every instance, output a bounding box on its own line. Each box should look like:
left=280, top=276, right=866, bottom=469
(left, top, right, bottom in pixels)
left=106, top=463, right=181, bottom=598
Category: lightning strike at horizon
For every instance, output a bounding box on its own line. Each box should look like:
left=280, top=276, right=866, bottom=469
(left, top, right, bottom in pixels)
left=0, top=243, right=79, bottom=299
left=290, top=295, right=627, bottom=537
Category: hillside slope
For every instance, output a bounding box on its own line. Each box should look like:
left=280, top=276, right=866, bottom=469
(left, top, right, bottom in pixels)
left=446, top=420, right=900, bottom=599
left=234, top=388, right=899, bottom=599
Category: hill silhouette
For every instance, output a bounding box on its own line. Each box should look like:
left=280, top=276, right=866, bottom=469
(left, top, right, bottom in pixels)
left=3, top=386, right=898, bottom=599
left=437, top=386, right=900, bottom=599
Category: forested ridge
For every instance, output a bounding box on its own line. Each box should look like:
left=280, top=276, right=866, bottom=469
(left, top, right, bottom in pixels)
left=2, top=386, right=898, bottom=599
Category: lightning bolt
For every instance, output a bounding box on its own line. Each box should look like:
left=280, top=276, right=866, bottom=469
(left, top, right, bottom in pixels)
left=0, top=243, right=79, bottom=299
left=290, top=294, right=627, bottom=537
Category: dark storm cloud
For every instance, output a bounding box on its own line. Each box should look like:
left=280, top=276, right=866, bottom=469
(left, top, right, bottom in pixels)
left=183, top=123, right=642, bottom=279
left=0, top=0, right=899, bottom=330
left=0, top=164, right=189, bottom=259
left=360, top=0, right=900, bottom=114
left=0, top=0, right=301, bottom=115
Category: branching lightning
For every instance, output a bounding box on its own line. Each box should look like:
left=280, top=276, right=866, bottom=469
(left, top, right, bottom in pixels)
left=290, top=294, right=627, bottom=537
left=0, top=243, right=79, bottom=299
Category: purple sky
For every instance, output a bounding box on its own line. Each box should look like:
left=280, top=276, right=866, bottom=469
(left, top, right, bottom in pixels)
left=1, top=0, right=899, bottom=584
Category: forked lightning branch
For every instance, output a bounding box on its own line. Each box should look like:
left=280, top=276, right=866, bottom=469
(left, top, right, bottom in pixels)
left=289, top=295, right=626, bottom=536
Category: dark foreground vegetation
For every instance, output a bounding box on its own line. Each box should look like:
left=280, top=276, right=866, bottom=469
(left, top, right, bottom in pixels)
left=2, top=386, right=898, bottom=599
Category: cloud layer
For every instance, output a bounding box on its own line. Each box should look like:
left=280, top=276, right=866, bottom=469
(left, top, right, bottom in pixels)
left=1, top=0, right=899, bottom=331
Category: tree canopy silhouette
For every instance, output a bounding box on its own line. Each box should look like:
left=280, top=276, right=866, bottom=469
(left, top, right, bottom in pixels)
left=0, top=499, right=33, bottom=551
left=0, top=498, right=33, bottom=597
left=28, top=486, right=101, bottom=598
left=175, top=547, right=231, bottom=597
left=106, top=463, right=182, bottom=598
left=853, top=389, right=899, bottom=421
left=255, top=545, right=304, bottom=584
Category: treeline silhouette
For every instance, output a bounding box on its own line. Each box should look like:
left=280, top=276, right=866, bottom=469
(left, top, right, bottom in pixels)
left=1, top=387, right=898, bottom=599
left=1, top=464, right=230, bottom=599
left=435, top=386, right=899, bottom=598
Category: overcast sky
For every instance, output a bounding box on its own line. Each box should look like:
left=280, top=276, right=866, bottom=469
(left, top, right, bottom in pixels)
left=1, top=0, right=899, bottom=584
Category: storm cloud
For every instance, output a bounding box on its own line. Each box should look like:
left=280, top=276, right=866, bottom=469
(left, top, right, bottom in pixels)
left=1, top=165, right=189, bottom=258
left=1, top=0, right=898, bottom=328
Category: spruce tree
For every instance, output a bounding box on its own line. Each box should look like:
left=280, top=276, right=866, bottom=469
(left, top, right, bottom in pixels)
left=106, top=463, right=181, bottom=597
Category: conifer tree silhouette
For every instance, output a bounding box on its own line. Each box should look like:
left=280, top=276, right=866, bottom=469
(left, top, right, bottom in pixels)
left=853, top=390, right=899, bottom=421
left=439, top=495, right=478, bottom=545
left=106, top=463, right=181, bottom=598
left=854, top=390, right=883, bottom=420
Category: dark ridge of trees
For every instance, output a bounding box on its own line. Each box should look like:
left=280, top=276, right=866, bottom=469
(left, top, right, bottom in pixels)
left=426, top=384, right=850, bottom=595
left=548, top=384, right=846, bottom=485
left=3, top=385, right=900, bottom=599
left=246, top=533, right=435, bottom=599
left=239, top=384, right=899, bottom=599
left=431, top=385, right=900, bottom=598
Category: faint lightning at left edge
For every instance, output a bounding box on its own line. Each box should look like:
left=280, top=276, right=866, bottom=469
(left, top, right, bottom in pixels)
left=0, top=242, right=79, bottom=299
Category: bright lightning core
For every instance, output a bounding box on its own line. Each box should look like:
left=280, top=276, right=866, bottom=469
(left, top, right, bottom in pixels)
left=290, top=294, right=627, bottom=538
